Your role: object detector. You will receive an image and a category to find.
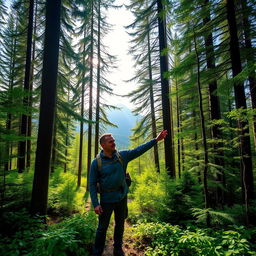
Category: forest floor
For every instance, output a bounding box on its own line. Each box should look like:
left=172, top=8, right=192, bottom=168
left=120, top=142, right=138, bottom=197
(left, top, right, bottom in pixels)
left=102, top=222, right=145, bottom=256
left=47, top=197, right=145, bottom=256
left=84, top=196, right=145, bottom=256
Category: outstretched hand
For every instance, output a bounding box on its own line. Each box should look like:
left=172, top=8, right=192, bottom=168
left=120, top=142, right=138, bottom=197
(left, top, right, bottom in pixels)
left=156, top=130, right=168, bottom=141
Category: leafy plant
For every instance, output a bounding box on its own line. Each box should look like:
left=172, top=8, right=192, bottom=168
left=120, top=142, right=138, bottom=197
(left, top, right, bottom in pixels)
left=132, top=222, right=256, bottom=256
left=48, top=168, right=85, bottom=215
left=29, top=212, right=97, bottom=256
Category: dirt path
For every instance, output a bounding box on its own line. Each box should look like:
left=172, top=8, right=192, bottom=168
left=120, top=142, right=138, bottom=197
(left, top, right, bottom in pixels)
left=102, top=237, right=145, bottom=256
left=101, top=222, right=145, bottom=256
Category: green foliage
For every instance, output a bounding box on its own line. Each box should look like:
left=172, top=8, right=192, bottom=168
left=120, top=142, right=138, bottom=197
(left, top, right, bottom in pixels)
left=29, top=212, right=97, bottom=256
left=132, top=222, right=256, bottom=256
left=192, top=208, right=235, bottom=226
left=0, top=209, right=44, bottom=256
left=128, top=169, right=202, bottom=224
left=0, top=170, right=34, bottom=210
left=0, top=211, right=97, bottom=256
left=128, top=167, right=170, bottom=223
left=48, top=168, right=86, bottom=215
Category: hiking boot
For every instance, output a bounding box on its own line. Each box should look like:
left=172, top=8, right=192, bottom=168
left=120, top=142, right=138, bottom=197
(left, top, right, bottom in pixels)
left=113, top=247, right=125, bottom=256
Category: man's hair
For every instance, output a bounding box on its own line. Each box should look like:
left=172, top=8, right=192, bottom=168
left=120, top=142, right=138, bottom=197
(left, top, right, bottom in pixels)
left=99, top=133, right=113, bottom=145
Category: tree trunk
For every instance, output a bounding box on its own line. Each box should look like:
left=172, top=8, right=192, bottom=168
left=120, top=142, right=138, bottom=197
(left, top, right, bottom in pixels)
left=17, top=0, right=34, bottom=173
left=193, top=110, right=201, bottom=183
left=51, top=116, right=57, bottom=173
left=241, top=0, right=256, bottom=149
left=64, top=88, right=70, bottom=173
left=30, top=0, right=61, bottom=216
left=94, top=0, right=101, bottom=157
left=181, top=115, right=185, bottom=173
left=203, top=0, right=225, bottom=206
left=147, top=19, right=160, bottom=173
left=156, top=0, right=175, bottom=177
left=193, top=27, right=210, bottom=226
left=77, top=32, right=86, bottom=187
left=26, top=0, right=38, bottom=169
left=226, top=0, right=254, bottom=207
left=5, top=28, right=17, bottom=172
left=86, top=1, right=94, bottom=191
left=175, top=78, right=181, bottom=178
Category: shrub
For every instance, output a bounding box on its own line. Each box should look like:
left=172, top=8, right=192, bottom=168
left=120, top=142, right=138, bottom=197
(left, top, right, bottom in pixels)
left=132, top=222, right=256, bottom=256
left=128, top=169, right=202, bottom=224
left=29, top=212, right=97, bottom=256
left=48, top=168, right=86, bottom=215
left=0, top=209, right=44, bottom=256
left=0, top=211, right=97, bottom=256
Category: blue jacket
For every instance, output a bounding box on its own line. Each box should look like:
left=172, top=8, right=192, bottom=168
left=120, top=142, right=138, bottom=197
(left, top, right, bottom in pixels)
left=89, top=139, right=157, bottom=208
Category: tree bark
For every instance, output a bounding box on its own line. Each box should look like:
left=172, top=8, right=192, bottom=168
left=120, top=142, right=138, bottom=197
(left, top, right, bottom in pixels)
left=203, top=0, right=225, bottom=206
left=226, top=0, right=254, bottom=206
left=175, top=78, right=181, bottom=178
left=77, top=31, right=86, bottom=187
left=5, top=26, right=17, bottom=172
left=241, top=0, right=256, bottom=149
left=17, top=0, right=34, bottom=173
left=30, top=0, right=61, bottom=216
left=147, top=19, right=160, bottom=172
left=94, top=0, right=101, bottom=157
left=193, top=27, right=210, bottom=226
left=51, top=115, right=57, bottom=173
left=64, top=88, right=70, bottom=173
left=156, top=0, right=175, bottom=177
left=86, top=1, right=94, bottom=191
left=26, top=0, right=38, bottom=169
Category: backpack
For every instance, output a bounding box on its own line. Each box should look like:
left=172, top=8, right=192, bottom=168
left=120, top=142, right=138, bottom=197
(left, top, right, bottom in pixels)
left=96, top=152, right=132, bottom=193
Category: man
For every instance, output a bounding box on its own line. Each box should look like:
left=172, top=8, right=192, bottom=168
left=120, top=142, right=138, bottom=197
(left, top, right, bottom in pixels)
left=89, top=130, right=167, bottom=256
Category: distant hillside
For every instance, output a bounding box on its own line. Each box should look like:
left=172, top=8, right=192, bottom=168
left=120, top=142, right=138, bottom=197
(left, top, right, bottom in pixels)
left=75, top=105, right=139, bottom=149
left=107, top=105, right=139, bottom=149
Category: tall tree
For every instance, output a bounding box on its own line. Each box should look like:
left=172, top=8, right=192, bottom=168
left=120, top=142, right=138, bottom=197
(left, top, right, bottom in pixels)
left=240, top=0, right=256, bottom=149
left=17, top=0, right=35, bottom=173
left=226, top=0, right=254, bottom=205
left=156, top=0, right=175, bottom=176
left=94, top=0, right=101, bottom=157
left=1, top=14, right=17, bottom=172
left=86, top=0, right=94, bottom=191
left=30, top=0, right=61, bottom=215
left=193, top=26, right=210, bottom=225
left=26, top=0, right=38, bottom=169
left=203, top=0, right=225, bottom=205
left=126, top=0, right=162, bottom=172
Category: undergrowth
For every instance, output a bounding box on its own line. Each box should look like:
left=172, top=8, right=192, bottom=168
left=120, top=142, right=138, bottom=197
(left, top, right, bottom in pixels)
left=131, top=222, right=256, bottom=256
left=0, top=210, right=97, bottom=256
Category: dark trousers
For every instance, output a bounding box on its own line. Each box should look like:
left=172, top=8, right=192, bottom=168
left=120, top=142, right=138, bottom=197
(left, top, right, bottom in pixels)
left=93, top=196, right=127, bottom=256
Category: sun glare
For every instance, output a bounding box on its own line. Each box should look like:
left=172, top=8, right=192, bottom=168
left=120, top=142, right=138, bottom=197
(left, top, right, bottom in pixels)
left=92, top=58, right=99, bottom=66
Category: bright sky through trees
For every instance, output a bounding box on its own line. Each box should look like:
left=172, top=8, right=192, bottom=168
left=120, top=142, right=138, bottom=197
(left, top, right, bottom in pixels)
left=5, top=0, right=135, bottom=109
left=104, top=0, right=136, bottom=109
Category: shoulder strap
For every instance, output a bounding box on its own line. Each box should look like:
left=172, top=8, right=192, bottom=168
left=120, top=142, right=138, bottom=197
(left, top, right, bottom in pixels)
left=116, top=151, right=124, bottom=168
left=96, top=153, right=102, bottom=172
left=96, top=152, right=123, bottom=172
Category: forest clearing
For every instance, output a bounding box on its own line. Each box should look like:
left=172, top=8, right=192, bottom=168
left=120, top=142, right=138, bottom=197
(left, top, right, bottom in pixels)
left=0, top=0, right=256, bottom=255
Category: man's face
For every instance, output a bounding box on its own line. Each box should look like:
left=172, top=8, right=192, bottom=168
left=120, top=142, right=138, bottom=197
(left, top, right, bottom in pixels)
left=101, top=136, right=116, bottom=153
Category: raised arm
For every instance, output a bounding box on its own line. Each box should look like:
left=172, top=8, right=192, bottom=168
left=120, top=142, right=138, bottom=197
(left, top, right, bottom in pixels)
left=121, top=130, right=168, bottom=162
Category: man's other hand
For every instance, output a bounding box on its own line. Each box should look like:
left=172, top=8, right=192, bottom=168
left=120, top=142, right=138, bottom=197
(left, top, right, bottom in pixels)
left=156, top=130, right=168, bottom=141
left=94, top=205, right=103, bottom=215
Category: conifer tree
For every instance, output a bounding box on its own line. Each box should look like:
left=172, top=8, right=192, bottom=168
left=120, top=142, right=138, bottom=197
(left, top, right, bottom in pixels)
left=157, top=0, right=175, bottom=176
left=31, top=0, right=61, bottom=215
left=240, top=0, right=256, bottom=149
left=126, top=0, right=163, bottom=172
left=17, top=0, right=34, bottom=173
left=226, top=0, right=254, bottom=204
